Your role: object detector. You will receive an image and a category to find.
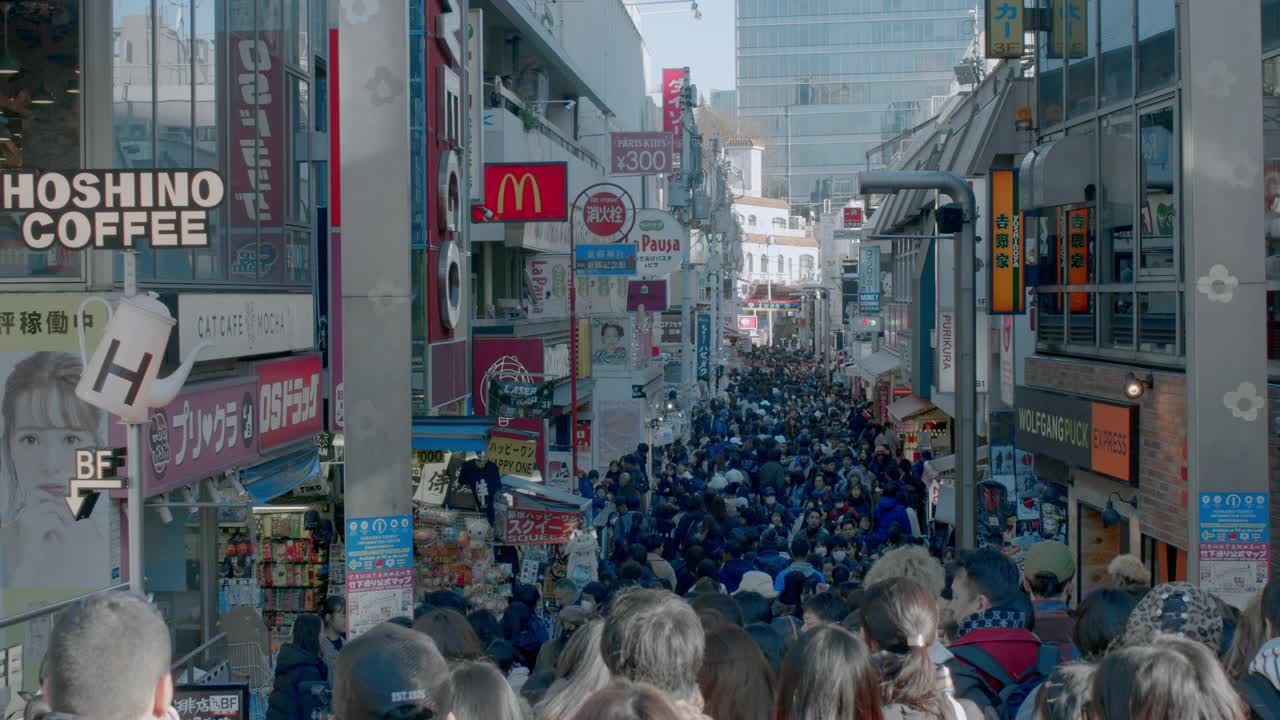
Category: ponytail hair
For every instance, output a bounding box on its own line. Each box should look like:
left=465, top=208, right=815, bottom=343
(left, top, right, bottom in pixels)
left=863, top=577, right=951, bottom=719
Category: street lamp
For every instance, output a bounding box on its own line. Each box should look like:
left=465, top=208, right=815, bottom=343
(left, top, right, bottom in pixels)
left=858, top=170, right=978, bottom=550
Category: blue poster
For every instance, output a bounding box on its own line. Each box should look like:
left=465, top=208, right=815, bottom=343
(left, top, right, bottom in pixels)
left=696, top=313, right=711, bottom=382
left=575, top=243, right=637, bottom=275
left=1198, top=493, right=1269, bottom=544
left=345, top=514, right=414, bottom=572
left=859, top=245, right=881, bottom=314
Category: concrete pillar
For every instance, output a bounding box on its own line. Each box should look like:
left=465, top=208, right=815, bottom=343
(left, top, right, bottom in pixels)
left=339, top=1, right=413, bottom=520
left=1180, top=0, right=1270, bottom=590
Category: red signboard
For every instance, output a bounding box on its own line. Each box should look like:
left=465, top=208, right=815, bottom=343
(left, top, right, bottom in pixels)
left=843, top=207, right=864, bottom=228
left=255, top=354, right=323, bottom=451
left=610, top=132, right=676, bottom=176
left=626, top=279, right=668, bottom=312
left=482, top=162, right=569, bottom=222
left=504, top=506, right=581, bottom=545
left=584, top=192, right=627, bottom=236
left=662, top=68, right=685, bottom=133
left=737, top=315, right=758, bottom=330
left=473, top=338, right=546, bottom=471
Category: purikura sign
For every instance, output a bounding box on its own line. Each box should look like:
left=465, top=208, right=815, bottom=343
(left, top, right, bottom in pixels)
left=633, top=209, right=683, bottom=278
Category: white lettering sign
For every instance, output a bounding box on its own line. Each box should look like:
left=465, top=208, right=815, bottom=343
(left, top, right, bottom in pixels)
left=178, top=294, right=315, bottom=362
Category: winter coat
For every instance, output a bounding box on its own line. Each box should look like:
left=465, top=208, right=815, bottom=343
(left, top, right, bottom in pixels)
left=265, top=645, right=326, bottom=720
left=873, top=495, right=913, bottom=542
left=719, top=558, right=755, bottom=593
left=773, top=561, right=825, bottom=593
left=754, top=550, right=791, bottom=578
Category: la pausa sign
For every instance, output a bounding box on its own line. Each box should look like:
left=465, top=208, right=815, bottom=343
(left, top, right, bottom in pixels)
left=4, top=169, right=225, bottom=250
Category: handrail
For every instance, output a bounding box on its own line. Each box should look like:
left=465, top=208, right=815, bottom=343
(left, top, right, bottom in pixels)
left=171, top=632, right=228, bottom=673
left=0, top=583, right=129, bottom=630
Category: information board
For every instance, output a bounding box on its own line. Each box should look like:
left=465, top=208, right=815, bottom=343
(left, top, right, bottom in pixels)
left=1198, top=492, right=1270, bottom=609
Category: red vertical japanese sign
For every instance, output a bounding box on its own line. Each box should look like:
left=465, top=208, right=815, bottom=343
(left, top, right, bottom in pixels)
left=662, top=68, right=686, bottom=178
left=1063, top=208, right=1090, bottom=312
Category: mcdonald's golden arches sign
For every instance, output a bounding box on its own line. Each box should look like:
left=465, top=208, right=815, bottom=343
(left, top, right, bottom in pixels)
left=481, top=162, right=569, bottom=222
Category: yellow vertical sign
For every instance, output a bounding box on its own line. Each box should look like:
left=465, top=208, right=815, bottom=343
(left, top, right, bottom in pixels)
left=985, top=0, right=1025, bottom=59
left=1049, top=0, right=1088, bottom=59
left=989, top=170, right=1025, bottom=315
left=576, top=318, right=592, bottom=378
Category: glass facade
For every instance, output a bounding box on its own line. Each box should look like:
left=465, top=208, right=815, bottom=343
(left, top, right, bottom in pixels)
left=111, top=0, right=324, bottom=287
left=735, top=0, right=973, bottom=205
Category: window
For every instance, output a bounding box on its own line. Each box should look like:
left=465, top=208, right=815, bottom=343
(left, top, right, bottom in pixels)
left=1067, top=0, right=1098, bottom=119
left=776, top=255, right=784, bottom=277
left=761, top=255, right=769, bottom=274
left=800, top=255, right=815, bottom=280
left=788, top=257, right=794, bottom=279
left=1137, top=0, right=1176, bottom=94
left=1100, top=0, right=1133, bottom=106
left=746, top=253, right=754, bottom=273
left=749, top=215, right=758, bottom=227
left=771, top=217, right=786, bottom=229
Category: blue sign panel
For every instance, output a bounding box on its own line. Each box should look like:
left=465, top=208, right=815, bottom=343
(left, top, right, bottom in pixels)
left=696, top=313, right=711, bottom=382
left=345, top=514, right=414, bottom=572
left=858, top=245, right=881, bottom=314
left=575, top=243, right=637, bottom=275
left=1198, top=493, right=1269, bottom=544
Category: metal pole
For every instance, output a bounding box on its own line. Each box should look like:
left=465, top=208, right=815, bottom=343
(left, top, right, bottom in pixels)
left=569, top=204, right=580, bottom=480
left=858, top=170, right=977, bottom=550
left=122, top=249, right=145, bottom=594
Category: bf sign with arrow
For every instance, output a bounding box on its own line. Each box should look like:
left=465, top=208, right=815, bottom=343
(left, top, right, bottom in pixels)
left=67, top=448, right=127, bottom=521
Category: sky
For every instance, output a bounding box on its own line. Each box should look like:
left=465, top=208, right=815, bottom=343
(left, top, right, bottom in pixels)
left=632, top=0, right=736, bottom=98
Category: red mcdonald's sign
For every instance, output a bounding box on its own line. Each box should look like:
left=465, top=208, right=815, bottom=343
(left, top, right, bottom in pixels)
left=480, top=162, right=569, bottom=222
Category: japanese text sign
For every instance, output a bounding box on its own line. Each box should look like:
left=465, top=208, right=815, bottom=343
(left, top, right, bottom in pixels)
left=109, top=377, right=259, bottom=497
left=988, top=169, right=1026, bottom=314
left=1199, top=493, right=1270, bottom=608
left=575, top=244, right=637, bottom=275
left=173, top=684, right=248, bottom=720
left=255, top=353, right=322, bottom=451
left=633, top=209, right=684, bottom=277
left=696, top=313, right=711, bottom=382
left=346, top=567, right=414, bottom=638
left=482, top=162, right=568, bottom=222
left=345, top=515, right=414, bottom=572
left=985, top=0, right=1025, bottom=59
left=611, top=133, right=675, bottom=176
left=1199, top=493, right=1270, bottom=544
left=659, top=312, right=683, bottom=344
left=1049, top=0, right=1088, bottom=59
left=662, top=68, right=686, bottom=134
left=1063, top=208, right=1089, bottom=312
left=503, top=506, right=580, bottom=546
left=488, top=434, right=537, bottom=477
left=0, top=294, right=107, bottom=352
left=859, top=245, right=881, bottom=314
left=842, top=206, right=863, bottom=228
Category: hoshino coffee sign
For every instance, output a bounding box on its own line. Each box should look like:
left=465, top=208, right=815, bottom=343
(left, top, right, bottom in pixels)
left=3, top=170, right=226, bottom=251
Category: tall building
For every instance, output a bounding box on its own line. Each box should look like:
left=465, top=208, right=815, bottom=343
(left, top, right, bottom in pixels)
left=734, top=0, right=977, bottom=205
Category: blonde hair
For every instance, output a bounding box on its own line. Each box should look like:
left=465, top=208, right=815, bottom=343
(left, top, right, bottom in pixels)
left=863, top=545, right=946, bottom=598
left=1107, top=554, right=1149, bottom=589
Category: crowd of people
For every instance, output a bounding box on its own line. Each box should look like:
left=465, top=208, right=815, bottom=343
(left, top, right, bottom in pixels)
left=26, top=348, right=1280, bottom=720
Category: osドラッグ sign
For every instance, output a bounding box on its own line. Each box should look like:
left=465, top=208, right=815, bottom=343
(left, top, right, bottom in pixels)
left=2, top=169, right=225, bottom=251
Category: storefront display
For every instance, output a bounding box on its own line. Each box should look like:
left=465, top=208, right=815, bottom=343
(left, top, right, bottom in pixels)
left=413, top=506, right=510, bottom=613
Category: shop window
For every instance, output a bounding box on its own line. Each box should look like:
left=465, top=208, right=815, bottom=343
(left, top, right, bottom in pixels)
left=1099, top=291, right=1135, bottom=349
left=1138, top=107, right=1176, bottom=275
left=1099, top=0, right=1134, bottom=107
left=1066, top=0, right=1098, bottom=120
left=1136, top=0, right=1175, bottom=95
left=0, top=0, right=82, bottom=280
left=1137, top=291, right=1178, bottom=354
left=193, top=0, right=224, bottom=280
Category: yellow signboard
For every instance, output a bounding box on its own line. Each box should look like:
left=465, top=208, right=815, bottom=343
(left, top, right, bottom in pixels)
left=985, top=0, right=1025, bottom=59
left=487, top=435, right=537, bottom=477
left=1049, top=0, right=1088, bottom=59
left=0, top=294, right=109, bottom=352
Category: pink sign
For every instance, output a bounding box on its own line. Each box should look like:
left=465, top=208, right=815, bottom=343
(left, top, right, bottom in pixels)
left=504, top=507, right=581, bottom=546
left=610, top=132, right=676, bottom=176
left=110, top=377, right=260, bottom=497
left=662, top=69, right=685, bottom=133
left=256, top=353, right=323, bottom=451
left=627, top=280, right=668, bottom=312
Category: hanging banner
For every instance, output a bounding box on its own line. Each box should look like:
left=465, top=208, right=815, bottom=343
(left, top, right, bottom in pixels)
left=487, top=435, right=537, bottom=477
left=984, top=0, right=1025, bottom=58
left=626, top=279, right=668, bottom=312
left=527, top=254, right=570, bottom=320
left=633, top=209, right=684, bottom=277
left=696, top=313, right=711, bottom=382
left=859, top=245, right=881, bottom=314
left=662, top=68, right=685, bottom=133
left=1064, top=208, right=1089, bottom=312
left=411, top=449, right=457, bottom=506
left=590, top=316, right=631, bottom=372
left=989, top=169, right=1025, bottom=314
left=486, top=378, right=555, bottom=419
left=503, top=507, right=580, bottom=546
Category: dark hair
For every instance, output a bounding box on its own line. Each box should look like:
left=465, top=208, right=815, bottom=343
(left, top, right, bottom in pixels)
left=583, top=582, right=610, bottom=606
left=862, top=578, right=949, bottom=718
left=420, top=589, right=471, bottom=615
left=601, top=323, right=624, bottom=339
left=696, top=558, right=721, bottom=581
left=414, top=608, right=485, bottom=662
left=601, top=588, right=705, bottom=704
left=736, top=591, right=772, bottom=625
left=954, top=547, right=1024, bottom=609
left=803, top=592, right=850, bottom=625
left=467, top=609, right=502, bottom=648
left=568, top=681, right=682, bottom=720
left=1028, top=572, right=1071, bottom=599
left=385, top=616, right=415, bottom=629
left=1092, top=636, right=1248, bottom=720
left=322, top=595, right=346, bottom=625
left=699, top=625, right=775, bottom=720
left=790, top=537, right=811, bottom=559
left=1072, top=588, right=1140, bottom=660
left=628, top=543, right=649, bottom=564
left=291, top=613, right=323, bottom=656
left=620, top=560, right=646, bottom=582
left=486, top=640, right=517, bottom=674
left=773, top=625, right=883, bottom=720
left=441, top=660, right=523, bottom=720
left=1263, top=575, right=1280, bottom=633
left=690, top=592, right=745, bottom=627
left=746, top=623, right=788, bottom=678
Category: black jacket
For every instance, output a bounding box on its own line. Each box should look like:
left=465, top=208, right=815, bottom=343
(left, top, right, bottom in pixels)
left=266, top=644, right=327, bottom=720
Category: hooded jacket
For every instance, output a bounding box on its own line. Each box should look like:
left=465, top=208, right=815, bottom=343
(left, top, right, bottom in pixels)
left=265, top=645, right=326, bottom=720
left=873, top=495, right=913, bottom=542
left=773, top=560, right=825, bottom=593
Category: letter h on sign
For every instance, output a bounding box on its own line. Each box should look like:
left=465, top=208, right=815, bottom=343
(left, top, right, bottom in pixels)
left=91, top=339, right=152, bottom=409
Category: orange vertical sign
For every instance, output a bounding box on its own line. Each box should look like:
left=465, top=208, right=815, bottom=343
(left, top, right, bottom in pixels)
left=1064, top=208, right=1090, bottom=312
left=988, top=169, right=1025, bottom=314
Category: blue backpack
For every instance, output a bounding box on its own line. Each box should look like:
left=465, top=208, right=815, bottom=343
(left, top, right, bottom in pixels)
left=948, top=642, right=1076, bottom=720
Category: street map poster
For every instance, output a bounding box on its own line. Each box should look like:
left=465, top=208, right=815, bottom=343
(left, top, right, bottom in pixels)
left=344, top=515, right=414, bottom=637
left=1198, top=492, right=1270, bottom=608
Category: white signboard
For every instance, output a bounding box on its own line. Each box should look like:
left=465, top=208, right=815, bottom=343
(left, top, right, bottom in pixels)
left=1000, top=315, right=1015, bottom=407
left=633, top=209, right=684, bottom=278
left=938, top=311, right=989, bottom=394
left=526, top=254, right=570, bottom=320
left=546, top=451, right=572, bottom=492
left=178, top=293, right=315, bottom=361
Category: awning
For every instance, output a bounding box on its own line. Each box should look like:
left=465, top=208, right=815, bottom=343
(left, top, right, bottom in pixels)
left=244, top=447, right=321, bottom=503
left=1019, top=133, right=1096, bottom=210
left=888, top=395, right=939, bottom=424
left=502, top=475, right=590, bottom=511
left=851, top=350, right=900, bottom=384
left=412, top=417, right=496, bottom=453
left=923, top=444, right=991, bottom=482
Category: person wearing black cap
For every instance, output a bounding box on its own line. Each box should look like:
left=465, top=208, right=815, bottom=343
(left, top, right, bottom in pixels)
left=332, top=622, right=452, bottom=720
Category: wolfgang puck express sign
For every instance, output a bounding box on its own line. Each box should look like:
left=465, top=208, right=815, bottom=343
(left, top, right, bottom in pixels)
left=4, top=169, right=225, bottom=250
left=1014, top=387, right=1138, bottom=483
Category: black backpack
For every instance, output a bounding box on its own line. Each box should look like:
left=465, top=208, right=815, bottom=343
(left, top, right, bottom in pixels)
left=948, top=642, right=1070, bottom=720
left=1239, top=672, right=1280, bottom=720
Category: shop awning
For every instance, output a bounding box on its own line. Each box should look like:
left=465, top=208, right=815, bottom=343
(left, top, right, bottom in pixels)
left=850, top=350, right=900, bottom=383
left=888, top=395, right=939, bottom=424
left=412, top=417, right=495, bottom=452
left=244, top=447, right=321, bottom=503
left=923, top=444, right=991, bottom=482
left=502, top=475, right=590, bottom=511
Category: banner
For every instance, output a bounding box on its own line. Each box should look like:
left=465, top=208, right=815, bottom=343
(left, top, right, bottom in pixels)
left=1063, top=208, right=1089, bottom=312
left=858, top=245, right=881, bottom=314
left=989, top=169, right=1025, bottom=314
left=411, top=450, right=457, bottom=506
left=736, top=315, right=758, bottom=331
left=487, top=435, right=538, bottom=477
left=503, top=507, right=580, bottom=546
left=662, top=68, right=685, bottom=133
left=696, top=313, right=711, bottom=382
left=255, top=354, right=323, bottom=451
left=633, top=209, right=683, bottom=277
left=842, top=207, right=864, bottom=228
left=575, top=421, right=592, bottom=474
left=486, top=378, right=554, bottom=419
left=527, top=254, right=570, bottom=320
left=591, top=316, right=631, bottom=371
